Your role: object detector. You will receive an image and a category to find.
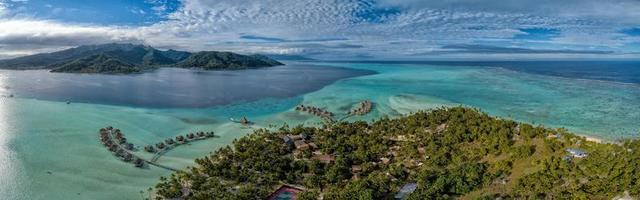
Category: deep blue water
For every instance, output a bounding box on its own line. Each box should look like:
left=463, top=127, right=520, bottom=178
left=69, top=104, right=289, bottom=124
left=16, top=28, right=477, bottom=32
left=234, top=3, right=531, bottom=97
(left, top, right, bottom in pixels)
left=331, top=61, right=640, bottom=84
left=0, top=64, right=374, bottom=108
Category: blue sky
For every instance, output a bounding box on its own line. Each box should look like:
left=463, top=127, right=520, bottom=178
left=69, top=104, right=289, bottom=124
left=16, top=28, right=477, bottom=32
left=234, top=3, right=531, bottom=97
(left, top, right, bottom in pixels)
left=0, top=0, right=639, bottom=60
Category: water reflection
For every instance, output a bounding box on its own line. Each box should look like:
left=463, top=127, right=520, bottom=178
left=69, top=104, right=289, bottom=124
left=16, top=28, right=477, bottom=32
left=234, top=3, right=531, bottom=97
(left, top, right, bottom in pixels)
left=0, top=94, right=24, bottom=199
left=0, top=64, right=373, bottom=108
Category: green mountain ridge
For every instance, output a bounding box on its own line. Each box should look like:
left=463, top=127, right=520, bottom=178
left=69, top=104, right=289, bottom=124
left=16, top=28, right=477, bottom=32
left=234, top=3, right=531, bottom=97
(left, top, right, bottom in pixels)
left=0, top=43, right=284, bottom=74
left=49, top=54, right=141, bottom=74
left=176, top=51, right=286, bottom=70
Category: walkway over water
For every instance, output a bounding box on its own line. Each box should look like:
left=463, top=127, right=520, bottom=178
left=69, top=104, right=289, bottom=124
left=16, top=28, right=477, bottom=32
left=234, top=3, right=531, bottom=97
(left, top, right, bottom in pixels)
left=98, top=127, right=217, bottom=172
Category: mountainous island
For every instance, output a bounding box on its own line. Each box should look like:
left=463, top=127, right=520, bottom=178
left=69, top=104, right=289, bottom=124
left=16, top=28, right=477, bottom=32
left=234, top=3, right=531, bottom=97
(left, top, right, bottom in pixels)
left=0, top=43, right=284, bottom=74
left=155, top=107, right=640, bottom=200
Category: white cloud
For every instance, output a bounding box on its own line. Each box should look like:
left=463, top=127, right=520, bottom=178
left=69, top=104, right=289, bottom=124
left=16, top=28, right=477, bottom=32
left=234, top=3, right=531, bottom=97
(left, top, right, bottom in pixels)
left=0, top=0, right=639, bottom=59
left=0, top=20, right=141, bottom=56
left=0, top=1, right=7, bottom=17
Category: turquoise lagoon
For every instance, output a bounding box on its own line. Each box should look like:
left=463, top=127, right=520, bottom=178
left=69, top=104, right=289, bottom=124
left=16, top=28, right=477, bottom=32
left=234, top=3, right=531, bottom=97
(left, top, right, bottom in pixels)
left=0, top=61, right=639, bottom=199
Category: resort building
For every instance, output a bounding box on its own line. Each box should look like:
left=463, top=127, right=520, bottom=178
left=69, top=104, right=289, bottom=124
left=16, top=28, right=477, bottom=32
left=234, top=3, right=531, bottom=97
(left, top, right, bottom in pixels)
left=313, top=154, right=335, bottom=164
left=294, top=140, right=310, bottom=150
left=282, top=136, right=294, bottom=150
left=394, top=183, right=417, bottom=199
left=566, top=148, right=588, bottom=158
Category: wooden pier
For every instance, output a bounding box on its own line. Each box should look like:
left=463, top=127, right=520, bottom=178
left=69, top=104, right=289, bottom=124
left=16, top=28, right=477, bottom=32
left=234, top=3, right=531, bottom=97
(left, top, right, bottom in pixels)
left=99, top=127, right=216, bottom=172
left=295, top=104, right=335, bottom=124
left=347, top=100, right=373, bottom=116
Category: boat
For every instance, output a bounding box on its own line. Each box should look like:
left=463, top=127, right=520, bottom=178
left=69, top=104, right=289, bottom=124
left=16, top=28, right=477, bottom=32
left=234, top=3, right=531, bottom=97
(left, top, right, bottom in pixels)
left=230, top=117, right=251, bottom=125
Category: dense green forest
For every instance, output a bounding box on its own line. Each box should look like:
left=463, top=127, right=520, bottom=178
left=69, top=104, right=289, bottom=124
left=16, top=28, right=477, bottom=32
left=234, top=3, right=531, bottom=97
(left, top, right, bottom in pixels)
left=0, top=43, right=283, bottom=74
left=155, top=107, right=640, bottom=199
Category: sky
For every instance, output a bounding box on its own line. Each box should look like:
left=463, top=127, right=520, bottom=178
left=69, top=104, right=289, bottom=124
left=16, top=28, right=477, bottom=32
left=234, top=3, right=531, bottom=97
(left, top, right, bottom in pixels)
left=0, top=0, right=639, bottom=60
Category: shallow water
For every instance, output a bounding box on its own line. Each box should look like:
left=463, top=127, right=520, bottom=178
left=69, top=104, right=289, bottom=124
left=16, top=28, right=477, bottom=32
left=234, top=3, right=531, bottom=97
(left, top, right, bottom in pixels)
left=0, top=61, right=639, bottom=199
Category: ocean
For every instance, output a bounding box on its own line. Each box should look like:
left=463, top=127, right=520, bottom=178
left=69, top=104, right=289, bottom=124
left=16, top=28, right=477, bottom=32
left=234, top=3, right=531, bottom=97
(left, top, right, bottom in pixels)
left=0, top=61, right=638, bottom=199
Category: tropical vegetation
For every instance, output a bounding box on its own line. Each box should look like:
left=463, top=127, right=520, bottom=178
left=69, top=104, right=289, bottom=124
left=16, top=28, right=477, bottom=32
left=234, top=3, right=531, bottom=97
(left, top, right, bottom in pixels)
left=155, top=107, right=640, bottom=199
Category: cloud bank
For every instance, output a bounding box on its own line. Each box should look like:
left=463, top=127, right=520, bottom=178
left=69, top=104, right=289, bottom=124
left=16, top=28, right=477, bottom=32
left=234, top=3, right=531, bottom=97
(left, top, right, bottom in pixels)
left=0, top=0, right=639, bottom=59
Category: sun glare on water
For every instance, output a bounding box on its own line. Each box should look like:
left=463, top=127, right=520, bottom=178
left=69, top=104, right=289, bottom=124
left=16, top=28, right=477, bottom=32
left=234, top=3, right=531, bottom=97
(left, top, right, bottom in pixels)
left=0, top=75, right=23, bottom=199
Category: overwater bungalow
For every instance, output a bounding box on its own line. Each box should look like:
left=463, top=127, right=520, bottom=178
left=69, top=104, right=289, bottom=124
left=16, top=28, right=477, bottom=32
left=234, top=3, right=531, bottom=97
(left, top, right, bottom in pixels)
left=116, top=149, right=126, bottom=157
left=101, top=137, right=111, bottom=145
left=187, top=133, right=195, bottom=140
left=115, top=132, right=124, bottom=140
left=123, top=153, right=133, bottom=162
left=124, top=143, right=134, bottom=150
left=206, top=131, right=215, bottom=137
left=165, top=138, right=175, bottom=145
left=176, top=135, right=186, bottom=143
left=348, top=100, right=373, bottom=115
left=197, top=132, right=205, bottom=138
left=156, top=142, right=166, bottom=149
left=144, top=145, right=156, bottom=153
left=108, top=145, right=118, bottom=152
left=134, top=158, right=144, bottom=168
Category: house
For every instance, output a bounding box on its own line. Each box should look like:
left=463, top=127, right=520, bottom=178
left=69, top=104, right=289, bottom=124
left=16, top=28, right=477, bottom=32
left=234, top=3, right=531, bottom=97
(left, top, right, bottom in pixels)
left=566, top=148, right=588, bottom=158
left=394, top=183, right=417, bottom=199
left=308, top=142, right=318, bottom=149
left=300, top=133, right=310, bottom=140
left=314, top=154, right=335, bottom=164
left=267, top=185, right=304, bottom=200
left=294, top=140, right=310, bottom=150
left=351, top=165, right=362, bottom=173
left=282, top=135, right=295, bottom=148
left=289, top=134, right=303, bottom=140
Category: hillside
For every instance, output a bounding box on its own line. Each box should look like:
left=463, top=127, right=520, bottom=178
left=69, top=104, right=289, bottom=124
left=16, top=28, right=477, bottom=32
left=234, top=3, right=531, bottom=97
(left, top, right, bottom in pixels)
left=49, top=54, right=141, bottom=74
left=0, top=43, right=284, bottom=73
left=176, top=51, right=284, bottom=70
left=154, top=107, right=640, bottom=199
